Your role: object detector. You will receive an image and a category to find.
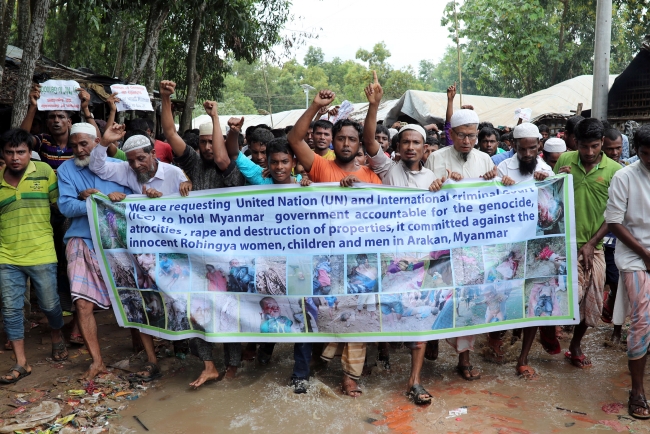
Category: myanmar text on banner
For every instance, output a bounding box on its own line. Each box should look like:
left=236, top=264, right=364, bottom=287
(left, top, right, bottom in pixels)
left=87, top=176, right=578, bottom=343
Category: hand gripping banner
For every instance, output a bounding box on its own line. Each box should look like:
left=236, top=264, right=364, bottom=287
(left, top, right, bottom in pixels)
left=87, top=176, right=578, bottom=343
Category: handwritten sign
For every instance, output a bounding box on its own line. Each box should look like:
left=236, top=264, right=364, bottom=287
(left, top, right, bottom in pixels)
left=110, top=84, right=153, bottom=112
left=37, top=80, right=81, bottom=111
left=514, top=108, right=533, bottom=122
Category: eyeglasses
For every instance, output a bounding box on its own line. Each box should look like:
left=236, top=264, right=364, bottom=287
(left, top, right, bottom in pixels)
left=453, top=130, right=478, bottom=141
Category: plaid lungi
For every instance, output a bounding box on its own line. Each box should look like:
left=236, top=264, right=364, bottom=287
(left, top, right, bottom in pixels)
left=65, top=238, right=110, bottom=309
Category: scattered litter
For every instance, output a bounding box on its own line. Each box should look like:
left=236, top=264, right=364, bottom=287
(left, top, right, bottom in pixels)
left=57, top=376, right=70, bottom=383
left=565, top=422, right=575, bottom=427
left=602, top=403, right=625, bottom=414
left=556, top=407, right=587, bottom=415
left=598, top=420, right=629, bottom=433
left=447, top=407, right=468, bottom=417
left=67, top=389, right=86, bottom=396
left=0, top=401, right=60, bottom=433
left=126, top=394, right=139, bottom=401
left=133, top=415, right=149, bottom=431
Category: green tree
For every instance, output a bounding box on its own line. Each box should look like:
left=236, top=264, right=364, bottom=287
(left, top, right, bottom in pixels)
left=304, top=46, right=324, bottom=67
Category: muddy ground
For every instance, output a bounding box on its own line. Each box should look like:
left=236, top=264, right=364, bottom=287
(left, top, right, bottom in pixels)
left=0, top=309, right=646, bottom=434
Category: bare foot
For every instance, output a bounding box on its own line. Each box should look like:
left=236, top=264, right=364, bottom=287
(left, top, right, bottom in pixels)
left=190, top=365, right=220, bottom=389
left=224, top=365, right=237, bottom=380
left=81, top=362, right=107, bottom=381
left=342, top=376, right=362, bottom=398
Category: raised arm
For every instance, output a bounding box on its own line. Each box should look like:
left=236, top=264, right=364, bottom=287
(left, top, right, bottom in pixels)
left=106, top=92, right=119, bottom=128
left=159, top=80, right=187, bottom=157
left=204, top=100, right=228, bottom=171
left=446, top=84, right=456, bottom=124
left=21, top=84, right=41, bottom=132
left=225, top=117, right=244, bottom=160
left=78, top=88, right=101, bottom=138
left=90, top=123, right=129, bottom=183
left=287, top=90, right=336, bottom=172
left=363, top=71, right=383, bottom=157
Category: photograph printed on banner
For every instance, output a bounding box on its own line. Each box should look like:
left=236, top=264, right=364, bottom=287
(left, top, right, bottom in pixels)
left=157, top=253, right=190, bottom=291
left=526, top=237, right=567, bottom=278
left=189, top=293, right=239, bottom=333
left=455, top=280, right=524, bottom=327
left=255, top=256, right=287, bottom=295
left=142, top=291, right=166, bottom=329
left=118, top=289, right=146, bottom=324
left=162, top=292, right=191, bottom=331
left=312, top=255, right=345, bottom=296
left=134, top=253, right=157, bottom=290
left=537, top=177, right=565, bottom=235
left=190, top=256, right=255, bottom=293
left=420, top=250, right=453, bottom=289
left=287, top=256, right=312, bottom=295
left=239, top=295, right=303, bottom=333
left=452, top=246, right=485, bottom=285
left=106, top=251, right=137, bottom=288
left=314, top=294, right=380, bottom=333
left=98, top=201, right=127, bottom=249
left=347, top=253, right=379, bottom=294
left=380, top=252, right=431, bottom=293
left=484, top=242, right=526, bottom=283
left=525, top=275, right=568, bottom=318
left=380, top=290, right=442, bottom=332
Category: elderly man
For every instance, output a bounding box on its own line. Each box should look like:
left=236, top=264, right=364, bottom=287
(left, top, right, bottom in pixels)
left=542, top=138, right=567, bottom=170
left=555, top=118, right=620, bottom=368
left=497, top=123, right=553, bottom=184
left=0, top=129, right=66, bottom=384
left=90, top=123, right=189, bottom=381
left=57, top=123, right=131, bottom=380
left=606, top=125, right=650, bottom=419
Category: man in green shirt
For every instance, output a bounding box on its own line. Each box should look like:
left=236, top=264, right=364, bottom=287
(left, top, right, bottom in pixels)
left=554, top=118, right=621, bottom=368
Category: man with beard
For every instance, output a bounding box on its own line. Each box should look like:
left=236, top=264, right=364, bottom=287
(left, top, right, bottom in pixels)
left=497, top=123, right=553, bottom=184
left=89, top=123, right=189, bottom=382
left=159, top=80, right=245, bottom=388
left=555, top=118, right=621, bottom=368
left=424, top=109, right=498, bottom=182
left=57, top=123, right=131, bottom=380
left=287, top=88, right=381, bottom=398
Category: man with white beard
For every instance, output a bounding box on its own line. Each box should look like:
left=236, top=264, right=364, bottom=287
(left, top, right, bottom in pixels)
left=57, top=123, right=132, bottom=380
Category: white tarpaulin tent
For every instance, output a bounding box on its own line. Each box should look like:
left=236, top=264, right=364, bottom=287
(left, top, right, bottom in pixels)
left=478, top=75, right=618, bottom=127
left=383, top=91, right=516, bottom=127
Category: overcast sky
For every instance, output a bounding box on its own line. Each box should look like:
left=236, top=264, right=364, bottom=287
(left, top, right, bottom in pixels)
left=283, top=0, right=454, bottom=72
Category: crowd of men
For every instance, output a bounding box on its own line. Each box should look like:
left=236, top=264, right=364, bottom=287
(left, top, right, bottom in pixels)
left=1, top=74, right=649, bottom=419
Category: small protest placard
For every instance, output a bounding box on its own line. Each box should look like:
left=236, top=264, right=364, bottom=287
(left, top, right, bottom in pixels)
left=514, top=108, right=532, bottom=122
left=110, top=84, right=154, bottom=111
left=37, top=80, right=81, bottom=111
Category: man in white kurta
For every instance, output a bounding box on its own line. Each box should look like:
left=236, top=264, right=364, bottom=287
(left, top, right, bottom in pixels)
left=497, top=123, right=554, bottom=184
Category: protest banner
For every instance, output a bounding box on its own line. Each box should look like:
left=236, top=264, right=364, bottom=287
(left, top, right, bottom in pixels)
left=109, top=84, right=154, bottom=111
left=37, top=80, right=81, bottom=111
left=87, top=176, right=578, bottom=343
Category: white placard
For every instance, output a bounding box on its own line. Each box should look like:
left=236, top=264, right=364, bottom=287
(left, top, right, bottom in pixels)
left=110, top=84, right=154, bottom=111
left=37, top=80, right=81, bottom=111
left=514, top=108, right=532, bottom=122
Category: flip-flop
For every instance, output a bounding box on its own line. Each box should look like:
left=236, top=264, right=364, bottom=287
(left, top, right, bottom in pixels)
left=516, top=365, right=538, bottom=380
left=487, top=335, right=505, bottom=363
left=539, top=329, right=561, bottom=355
left=601, top=292, right=613, bottom=323
left=407, top=384, right=432, bottom=405
left=69, top=333, right=85, bottom=346
left=424, top=340, right=439, bottom=361
left=629, top=391, right=650, bottom=419
left=564, top=351, right=592, bottom=368
left=51, top=340, right=68, bottom=362
left=0, top=364, right=31, bottom=384
left=134, top=362, right=162, bottom=382
left=457, top=365, right=481, bottom=381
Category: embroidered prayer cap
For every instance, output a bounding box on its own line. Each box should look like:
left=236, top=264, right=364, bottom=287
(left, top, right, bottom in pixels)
left=513, top=122, right=540, bottom=139
left=544, top=138, right=567, bottom=153
left=398, top=124, right=426, bottom=142
left=198, top=122, right=213, bottom=136
left=450, top=109, right=479, bottom=128
left=70, top=122, right=97, bottom=138
left=122, top=134, right=152, bottom=152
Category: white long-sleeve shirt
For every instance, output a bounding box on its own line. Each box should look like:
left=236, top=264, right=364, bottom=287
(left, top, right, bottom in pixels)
left=497, top=155, right=554, bottom=183
left=89, top=144, right=187, bottom=196
left=424, top=147, right=494, bottom=180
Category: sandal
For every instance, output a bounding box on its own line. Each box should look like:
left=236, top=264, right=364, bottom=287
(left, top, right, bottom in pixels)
left=487, top=335, right=505, bottom=363
left=51, top=340, right=68, bottom=362
left=516, top=365, right=538, bottom=380
left=601, top=293, right=613, bottom=323
left=564, top=351, right=592, bottom=368
left=135, top=362, right=161, bottom=382
left=69, top=333, right=85, bottom=346
left=407, top=384, right=432, bottom=405
left=424, top=340, right=439, bottom=361
left=629, top=391, right=650, bottom=419
left=539, top=328, right=561, bottom=355
left=457, top=365, right=481, bottom=381
left=0, top=364, right=31, bottom=384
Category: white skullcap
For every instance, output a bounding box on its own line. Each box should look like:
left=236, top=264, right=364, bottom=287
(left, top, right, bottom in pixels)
left=450, top=109, right=479, bottom=128
left=122, top=135, right=152, bottom=153
left=544, top=138, right=567, bottom=153
left=398, top=124, right=426, bottom=142
left=513, top=122, right=540, bottom=139
left=198, top=122, right=213, bottom=136
left=388, top=128, right=398, bottom=139
left=70, top=122, right=97, bottom=138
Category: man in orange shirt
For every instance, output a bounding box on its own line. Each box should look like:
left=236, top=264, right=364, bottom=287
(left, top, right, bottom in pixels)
left=287, top=89, right=381, bottom=397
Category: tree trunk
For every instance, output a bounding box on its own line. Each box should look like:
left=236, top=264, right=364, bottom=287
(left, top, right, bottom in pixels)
left=11, top=0, right=51, bottom=128
left=16, top=0, right=29, bottom=48
left=128, top=0, right=169, bottom=84
left=144, top=35, right=158, bottom=92
left=179, top=3, right=205, bottom=134
left=0, top=0, right=17, bottom=85
left=550, top=0, right=569, bottom=86
left=113, top=22, right=129, bottom=78
left=58, top=1, right=76, bottom=65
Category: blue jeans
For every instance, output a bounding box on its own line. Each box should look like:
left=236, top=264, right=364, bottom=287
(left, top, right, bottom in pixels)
left=292, top=343, right=312, bottom=380
left=0, top=263, right=64, bottom=341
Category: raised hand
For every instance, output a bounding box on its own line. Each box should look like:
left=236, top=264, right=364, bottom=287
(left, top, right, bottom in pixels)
left=102, top=123, right=126, bottom=145
left=364, top=71, right=383, bottom=105
left=160, top=80, right=176, bottom=98
left=314, top=90, right=336, bottom=108
left=227, top=117, right=244, bottom=133
left=106, top=92, right=120, bottom=112
left=203, top=101, right=218, bottom=118
left=29, top=84, right=41, bottom=106
left=447, top=83, right=456, bottom=100
left=77, top=88, right=91, bottom=110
